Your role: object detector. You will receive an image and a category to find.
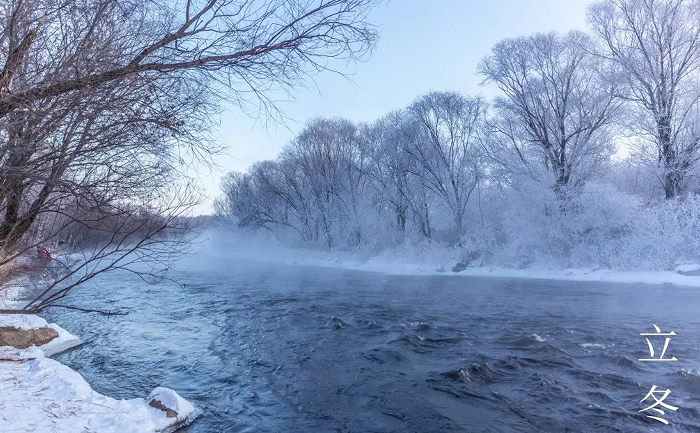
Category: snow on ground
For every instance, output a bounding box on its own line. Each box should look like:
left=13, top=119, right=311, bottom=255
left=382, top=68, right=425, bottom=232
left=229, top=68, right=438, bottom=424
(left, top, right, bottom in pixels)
left=0, top=313, right=197, bottom=433
left=0, top=314, right=48, bottom=330
left=0, top=356, right=196, bottom=433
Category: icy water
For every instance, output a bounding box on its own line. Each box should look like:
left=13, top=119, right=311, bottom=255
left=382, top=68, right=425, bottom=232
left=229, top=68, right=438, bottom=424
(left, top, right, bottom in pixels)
left=47, top=258, right=700, bottom=432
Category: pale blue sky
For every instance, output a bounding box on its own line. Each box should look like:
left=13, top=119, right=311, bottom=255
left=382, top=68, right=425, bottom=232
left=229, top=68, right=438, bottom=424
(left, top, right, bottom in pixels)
left=195, top=0, right=593, bottom=214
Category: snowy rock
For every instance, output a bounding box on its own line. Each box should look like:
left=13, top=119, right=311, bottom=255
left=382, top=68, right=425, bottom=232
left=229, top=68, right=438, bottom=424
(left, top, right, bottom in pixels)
left=147, top=387, right=196, bottom=423
left=0, top=325, right=58, bottom=348
left=676, top=264, right=700, bottom=276
left=0, top=345, right=44, bottom=361
left=0, top=314, right=81, bottom=359
left=28, top=327, right=58, bottom=345
left=451, top=262, right=467, bottom=272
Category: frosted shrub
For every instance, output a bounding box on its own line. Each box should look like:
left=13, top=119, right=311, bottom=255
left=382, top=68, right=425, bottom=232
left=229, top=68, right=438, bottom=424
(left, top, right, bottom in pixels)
left=458, top=192, right=507, bottom=263
left=497, top=184, right=700, bottom=270
left=501, top=180, right=558, bottom=263
left=502, top=182, right=640, bottom=267
left=620, top=195, right=700, bottom=270
left=565, top=183, right=641, bottom=267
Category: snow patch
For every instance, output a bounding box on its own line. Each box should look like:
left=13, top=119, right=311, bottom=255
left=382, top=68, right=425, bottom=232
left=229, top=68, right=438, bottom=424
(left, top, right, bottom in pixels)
left=0, top=357, right=196, bottom=433
left=0, top=275, right=31, bottom=309
left=273, top=255, right=700, bottom=288
left=0, top=313, right=48, bottom=330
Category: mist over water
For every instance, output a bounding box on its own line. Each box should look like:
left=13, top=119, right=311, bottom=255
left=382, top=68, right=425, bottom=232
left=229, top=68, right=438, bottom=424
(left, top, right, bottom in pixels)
left=47, top=245, right=700, bottom=432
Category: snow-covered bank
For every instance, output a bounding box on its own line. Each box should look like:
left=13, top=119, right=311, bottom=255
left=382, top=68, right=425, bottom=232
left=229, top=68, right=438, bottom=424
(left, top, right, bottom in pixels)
left=256, top=250, right=700, bottom=287
left=0, top=314, right=198, bottom=433
left=287, top=256, right=700, bottom=288
left=192, top=228, right=700, bottom=288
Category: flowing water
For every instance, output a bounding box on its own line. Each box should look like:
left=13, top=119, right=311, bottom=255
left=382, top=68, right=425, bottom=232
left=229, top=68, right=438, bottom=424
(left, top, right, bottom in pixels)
left=46, top=258, right=700, bottom=432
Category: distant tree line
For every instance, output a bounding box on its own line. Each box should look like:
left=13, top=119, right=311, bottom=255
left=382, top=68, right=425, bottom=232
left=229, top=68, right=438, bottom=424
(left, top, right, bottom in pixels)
left=218, top=0, right=700, bottom=269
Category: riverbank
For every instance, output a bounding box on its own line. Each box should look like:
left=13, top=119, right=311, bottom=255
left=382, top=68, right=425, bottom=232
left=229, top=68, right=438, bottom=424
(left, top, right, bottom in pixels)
left=289, top=256, right=700, bottom=287
left=197, top=228, right=700, bottom=288
left=0, top=304, right=197, bottom=432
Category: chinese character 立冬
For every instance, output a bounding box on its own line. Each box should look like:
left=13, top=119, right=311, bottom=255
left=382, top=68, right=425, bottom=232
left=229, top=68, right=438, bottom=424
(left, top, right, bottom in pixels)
left=639, top=324, right=677, bottom=362
left=640, top=385, right=678, bottom=424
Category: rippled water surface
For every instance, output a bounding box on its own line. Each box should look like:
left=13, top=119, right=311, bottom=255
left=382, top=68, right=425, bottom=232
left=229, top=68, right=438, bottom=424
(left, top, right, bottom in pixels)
left=47, top=258, right=700, bottom=432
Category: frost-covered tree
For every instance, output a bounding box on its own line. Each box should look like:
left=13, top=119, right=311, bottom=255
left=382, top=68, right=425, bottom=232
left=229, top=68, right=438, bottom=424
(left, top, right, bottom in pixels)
left=219, top=163, right=291, bottom=233
left=282, top=118, right=372, bottom=248
left=404, top=92, right=484, bottom=241
left=479, top=31, right=618, bottom=193
left=221, top=118, right=377, bottom=249
left=364, top=112, right=410, bottom=232
left=366, top=111, right=433, bottom=239
left=588, top=0, right=700, bottom=198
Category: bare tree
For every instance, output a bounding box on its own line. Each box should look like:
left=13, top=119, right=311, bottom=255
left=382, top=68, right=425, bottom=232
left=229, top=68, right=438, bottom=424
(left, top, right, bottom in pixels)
left=10, top=187, right=199, bottom=313
left=479, top=31, right=618, bottom=194
left=0, top=0, right=380, bottom=310
left=218, top=161, right=314, bottom=240
left=0, top=0, right=379, bottom=118
left=588, top=0, right=700, bottom=198
left=0, top=0, right=378, bottom=247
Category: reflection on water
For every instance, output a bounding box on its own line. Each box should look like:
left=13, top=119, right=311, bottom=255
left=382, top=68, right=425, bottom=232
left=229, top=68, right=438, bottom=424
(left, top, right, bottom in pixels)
left=48, top=258, right=700, bottom=432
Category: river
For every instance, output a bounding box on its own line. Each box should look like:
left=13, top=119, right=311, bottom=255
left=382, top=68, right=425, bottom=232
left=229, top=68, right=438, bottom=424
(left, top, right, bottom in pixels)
left=46, top=257, right=700, bottom=432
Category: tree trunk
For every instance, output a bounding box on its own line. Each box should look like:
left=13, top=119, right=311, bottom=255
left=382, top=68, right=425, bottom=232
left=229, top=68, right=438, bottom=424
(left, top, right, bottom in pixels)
left=659, top=115, right=680, bottom=199
left=663, top=169, right=681, bottom=199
